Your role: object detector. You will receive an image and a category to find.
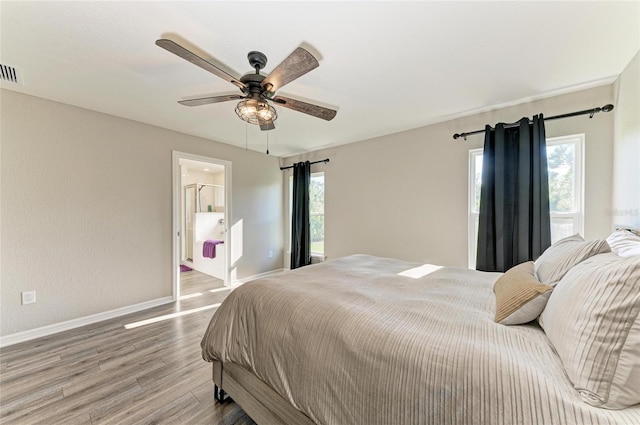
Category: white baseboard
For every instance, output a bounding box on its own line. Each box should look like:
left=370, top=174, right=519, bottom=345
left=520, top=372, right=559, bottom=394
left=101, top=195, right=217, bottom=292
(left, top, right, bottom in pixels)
left=231, top=268, right=284, bottom=285
left=0, top=296, right=174, bottom=348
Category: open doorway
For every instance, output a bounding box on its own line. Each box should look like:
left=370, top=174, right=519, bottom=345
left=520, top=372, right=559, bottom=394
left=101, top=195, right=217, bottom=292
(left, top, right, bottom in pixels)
left=172, top=152, right=232, bottom=300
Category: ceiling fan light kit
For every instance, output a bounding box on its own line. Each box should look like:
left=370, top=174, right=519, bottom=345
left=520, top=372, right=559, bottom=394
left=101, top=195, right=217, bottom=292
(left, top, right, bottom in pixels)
left=156, top=39, right=337, bottom=132
left=235, top=99, right=277, bottom=125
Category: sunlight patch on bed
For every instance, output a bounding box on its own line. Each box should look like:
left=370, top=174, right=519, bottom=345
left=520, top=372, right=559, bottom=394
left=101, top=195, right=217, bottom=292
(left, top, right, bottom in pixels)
left=398, top=264, right=443, bottom=279
left=124, top=303, right=221, bottom=329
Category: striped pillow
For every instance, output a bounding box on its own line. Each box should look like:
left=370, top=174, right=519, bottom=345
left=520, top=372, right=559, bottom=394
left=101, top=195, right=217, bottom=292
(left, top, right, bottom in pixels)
left=539, top=253, right=640, bottom=409
left=534, top=234, right=610, bottom=285
left=493, top=261, right=552, bottom=325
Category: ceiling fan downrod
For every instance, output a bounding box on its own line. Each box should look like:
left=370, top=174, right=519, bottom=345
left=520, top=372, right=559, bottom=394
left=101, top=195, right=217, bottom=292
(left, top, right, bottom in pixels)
left=247, top=51, right=267, bottom=74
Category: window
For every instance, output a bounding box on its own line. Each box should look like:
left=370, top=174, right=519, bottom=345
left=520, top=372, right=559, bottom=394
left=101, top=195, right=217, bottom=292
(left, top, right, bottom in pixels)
left=289, top=172, right=325, bottom=256
left=468, top=134, right=584, bottom=268
left=468, top=150, right=483, bottom=268
left=547, top=136, right=584, bottom=242
left=309, top=173, right=325, bottom=255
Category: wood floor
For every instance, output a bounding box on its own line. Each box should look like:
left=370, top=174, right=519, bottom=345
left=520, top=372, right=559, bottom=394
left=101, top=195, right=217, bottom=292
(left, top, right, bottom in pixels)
left=0, top=270, right=258, bottom=425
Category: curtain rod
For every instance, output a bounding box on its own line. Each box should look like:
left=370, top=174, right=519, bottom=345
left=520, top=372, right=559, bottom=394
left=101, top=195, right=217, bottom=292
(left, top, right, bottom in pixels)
left=279, top=158, right=330, bottom=170
left=452, top=104, right=614, bottom=140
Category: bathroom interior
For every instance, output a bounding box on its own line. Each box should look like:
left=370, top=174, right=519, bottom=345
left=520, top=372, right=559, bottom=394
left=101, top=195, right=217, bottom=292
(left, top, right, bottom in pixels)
left=180, top=159, right=226, bottom=291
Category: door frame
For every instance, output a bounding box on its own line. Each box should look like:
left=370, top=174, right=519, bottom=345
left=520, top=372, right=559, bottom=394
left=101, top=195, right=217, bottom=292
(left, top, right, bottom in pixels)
left=172, top=151, right=232, bottom=300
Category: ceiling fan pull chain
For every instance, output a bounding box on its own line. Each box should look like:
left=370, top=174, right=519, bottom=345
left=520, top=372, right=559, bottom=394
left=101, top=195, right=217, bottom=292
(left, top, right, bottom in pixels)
left=266, top=131, right=270, bottom=155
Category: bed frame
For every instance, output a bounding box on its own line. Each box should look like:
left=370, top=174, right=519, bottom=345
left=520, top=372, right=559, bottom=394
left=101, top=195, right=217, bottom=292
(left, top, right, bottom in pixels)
left=212, top=360, right=315, bottom=425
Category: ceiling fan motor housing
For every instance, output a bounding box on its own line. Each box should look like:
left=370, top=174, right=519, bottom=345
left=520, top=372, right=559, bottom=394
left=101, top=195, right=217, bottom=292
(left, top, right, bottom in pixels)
left=239, top=72, right=269, bottom=98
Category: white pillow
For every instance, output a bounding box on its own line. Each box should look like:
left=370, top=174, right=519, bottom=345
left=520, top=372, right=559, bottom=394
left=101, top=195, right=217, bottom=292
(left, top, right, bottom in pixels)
left=539, top=253, right=640, bottom=409
left=607, top=229, right=640, bottom=257
left=534, top=234, right=610, bottom=285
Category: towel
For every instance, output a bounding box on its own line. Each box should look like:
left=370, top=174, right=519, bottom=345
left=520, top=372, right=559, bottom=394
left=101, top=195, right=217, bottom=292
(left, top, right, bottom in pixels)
left=203, top=239, right=224, bottom=259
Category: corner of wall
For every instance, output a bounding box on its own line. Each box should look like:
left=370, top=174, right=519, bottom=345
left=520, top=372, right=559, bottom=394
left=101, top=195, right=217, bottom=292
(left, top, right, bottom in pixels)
left=611, top=50, right=640, bottom=230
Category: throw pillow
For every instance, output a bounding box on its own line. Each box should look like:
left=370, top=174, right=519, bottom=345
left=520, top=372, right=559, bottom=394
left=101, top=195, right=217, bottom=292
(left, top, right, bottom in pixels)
left=493, top=261, right=552, bottom=325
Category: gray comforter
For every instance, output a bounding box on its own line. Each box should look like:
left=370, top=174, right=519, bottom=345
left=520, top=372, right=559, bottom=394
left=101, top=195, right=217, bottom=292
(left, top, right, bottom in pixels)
left=201, top=254, right=640, bottom=424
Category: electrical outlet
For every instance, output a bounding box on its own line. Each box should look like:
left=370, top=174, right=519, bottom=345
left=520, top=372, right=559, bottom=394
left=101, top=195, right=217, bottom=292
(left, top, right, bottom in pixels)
left=268, top=250, right=273, bottom=258
left=22, top=290, right=36, bottom=305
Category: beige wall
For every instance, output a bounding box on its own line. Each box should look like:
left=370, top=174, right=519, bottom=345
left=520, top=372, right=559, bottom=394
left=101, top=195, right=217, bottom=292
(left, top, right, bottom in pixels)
left=283, top=85, right=615, bottom=267
left=0, top=90, right=283, bottom=336
left=613, top=50, right=640, bottom=229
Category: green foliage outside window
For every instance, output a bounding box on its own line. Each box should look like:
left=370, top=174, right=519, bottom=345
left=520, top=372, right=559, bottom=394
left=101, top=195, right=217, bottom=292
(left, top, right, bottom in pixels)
left=546, top=144, right=575, bottom=213
left=309, top=175, right=324, bottom=254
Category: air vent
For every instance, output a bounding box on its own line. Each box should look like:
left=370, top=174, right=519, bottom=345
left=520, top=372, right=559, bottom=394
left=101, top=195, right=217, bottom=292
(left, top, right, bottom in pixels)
left=0, top=64, right=22, bottom=85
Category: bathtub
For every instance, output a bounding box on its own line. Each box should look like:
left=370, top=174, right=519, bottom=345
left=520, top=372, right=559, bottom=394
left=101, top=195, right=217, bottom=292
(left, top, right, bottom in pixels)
left=192, top=213, right=226, bottom=280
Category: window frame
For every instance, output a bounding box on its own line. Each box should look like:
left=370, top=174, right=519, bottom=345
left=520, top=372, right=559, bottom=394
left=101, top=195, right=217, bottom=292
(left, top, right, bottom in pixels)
left=468, top=134, right=585, bottom=269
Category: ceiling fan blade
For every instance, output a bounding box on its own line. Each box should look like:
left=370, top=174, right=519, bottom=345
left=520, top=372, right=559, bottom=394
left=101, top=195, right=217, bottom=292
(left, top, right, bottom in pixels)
left=261, top=47, right=319, bottom=95
left=178, top=94, right=245, bottom=107
left=156, top=39, right=246, bottom=90
left=273, top=96, right=337, bottom=121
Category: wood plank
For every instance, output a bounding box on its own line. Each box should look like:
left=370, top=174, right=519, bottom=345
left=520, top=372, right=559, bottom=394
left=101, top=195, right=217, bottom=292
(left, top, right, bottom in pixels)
left=0, top=386, right=64, bottom=420
left=1, top=353, right=61, bottom=382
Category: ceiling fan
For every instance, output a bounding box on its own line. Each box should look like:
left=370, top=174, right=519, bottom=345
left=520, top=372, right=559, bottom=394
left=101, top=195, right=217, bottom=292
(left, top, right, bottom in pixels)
left=156, top=39, right=337, bottom=131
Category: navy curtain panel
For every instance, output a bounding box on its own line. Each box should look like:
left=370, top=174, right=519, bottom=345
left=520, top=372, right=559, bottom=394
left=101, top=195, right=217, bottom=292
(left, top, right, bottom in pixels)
left=291, top=161, right=311, bottom=269
left=476, top=114, right=551, bottom=272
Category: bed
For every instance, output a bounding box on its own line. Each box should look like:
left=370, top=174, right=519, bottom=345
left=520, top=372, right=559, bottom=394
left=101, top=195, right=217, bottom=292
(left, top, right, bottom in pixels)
left=201, top=232, right=640, bottom=425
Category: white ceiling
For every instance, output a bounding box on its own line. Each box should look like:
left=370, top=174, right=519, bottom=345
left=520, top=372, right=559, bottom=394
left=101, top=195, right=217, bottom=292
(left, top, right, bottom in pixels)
left=181, top=158, right=225, bottom=176
left=1, top=1, right=639, bottom=157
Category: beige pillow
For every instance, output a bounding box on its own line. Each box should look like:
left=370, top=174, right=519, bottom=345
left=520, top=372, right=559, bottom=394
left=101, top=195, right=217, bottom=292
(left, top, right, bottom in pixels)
left=493, top=261, right=553, bottom=325
left=607, top=229, right=640, bottom=257
left=539, top=253, right=640, bottom=409
left=534, top=234, right=610, bottom=285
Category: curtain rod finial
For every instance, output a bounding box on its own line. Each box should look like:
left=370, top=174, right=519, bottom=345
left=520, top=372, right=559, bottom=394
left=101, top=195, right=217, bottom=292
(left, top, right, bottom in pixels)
left=602, top=104, right=614, bottom=113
